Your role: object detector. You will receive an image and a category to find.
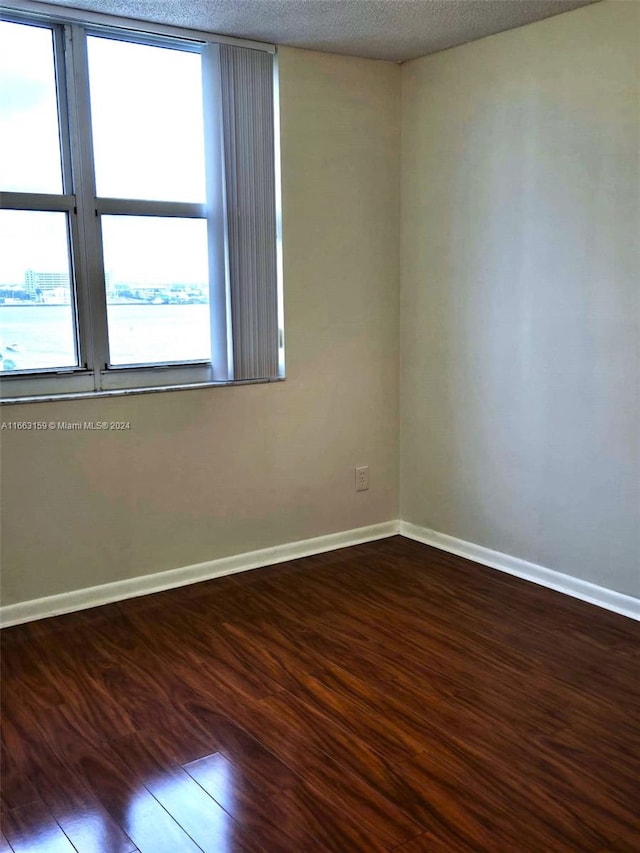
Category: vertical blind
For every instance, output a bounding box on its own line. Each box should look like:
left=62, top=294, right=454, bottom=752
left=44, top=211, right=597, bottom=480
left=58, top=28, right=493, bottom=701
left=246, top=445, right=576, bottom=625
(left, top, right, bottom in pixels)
left=219, top=45, right=280, bottom=381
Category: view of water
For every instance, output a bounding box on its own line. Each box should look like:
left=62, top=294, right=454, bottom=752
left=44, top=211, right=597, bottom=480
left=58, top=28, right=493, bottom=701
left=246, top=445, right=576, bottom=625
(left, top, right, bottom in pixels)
left=0, top=304, right=211, bottom=370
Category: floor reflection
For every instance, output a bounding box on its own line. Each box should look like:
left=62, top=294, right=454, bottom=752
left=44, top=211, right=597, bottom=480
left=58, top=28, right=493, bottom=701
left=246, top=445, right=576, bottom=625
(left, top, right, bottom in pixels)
left=127, top=754, right=237, bottom=852
left=5, top=754, right=238, bottom=853
left=184, top=751, right=235, bottom=814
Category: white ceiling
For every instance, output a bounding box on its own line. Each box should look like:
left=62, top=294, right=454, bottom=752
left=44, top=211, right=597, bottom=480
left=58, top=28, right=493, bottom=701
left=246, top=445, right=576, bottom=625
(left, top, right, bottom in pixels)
left=44, top=0, right=599, bottom=62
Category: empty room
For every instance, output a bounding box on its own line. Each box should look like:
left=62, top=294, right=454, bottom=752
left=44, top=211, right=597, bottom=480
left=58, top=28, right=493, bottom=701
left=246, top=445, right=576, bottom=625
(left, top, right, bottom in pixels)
left=0, top=0, right=638, bottom=850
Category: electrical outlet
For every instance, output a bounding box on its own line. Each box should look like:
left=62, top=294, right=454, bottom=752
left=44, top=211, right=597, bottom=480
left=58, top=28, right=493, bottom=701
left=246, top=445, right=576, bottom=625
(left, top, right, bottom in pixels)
left=355, top=466, right=369, bottom=492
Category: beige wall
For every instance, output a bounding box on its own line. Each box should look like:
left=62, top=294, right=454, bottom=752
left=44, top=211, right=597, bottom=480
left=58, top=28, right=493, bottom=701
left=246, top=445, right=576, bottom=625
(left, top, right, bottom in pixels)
left=3, top=2, right=638, bottom=609
left=0, top=47, right=401, bottom=605
left=400, top=1, right=639, bottom=597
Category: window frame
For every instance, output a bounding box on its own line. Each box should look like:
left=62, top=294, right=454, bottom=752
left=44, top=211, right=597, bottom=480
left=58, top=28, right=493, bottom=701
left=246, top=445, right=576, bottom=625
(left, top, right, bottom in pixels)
left=0, top=2, right=281, bottom=403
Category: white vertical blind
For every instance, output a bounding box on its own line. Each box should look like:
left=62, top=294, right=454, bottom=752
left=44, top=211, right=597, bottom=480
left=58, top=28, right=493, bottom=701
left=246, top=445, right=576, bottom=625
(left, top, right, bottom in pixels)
left=219, top=45, right=279, bottom=381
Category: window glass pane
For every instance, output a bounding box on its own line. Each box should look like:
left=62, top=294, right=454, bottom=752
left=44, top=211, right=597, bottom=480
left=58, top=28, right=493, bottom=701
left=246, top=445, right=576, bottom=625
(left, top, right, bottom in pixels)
left=0, top=21, right=63, bottom=193
left=87, top=37, right=206, bottom=202
left=0, top=210, right=77, bottom=371
left=101, top=216, right=211, bottom=366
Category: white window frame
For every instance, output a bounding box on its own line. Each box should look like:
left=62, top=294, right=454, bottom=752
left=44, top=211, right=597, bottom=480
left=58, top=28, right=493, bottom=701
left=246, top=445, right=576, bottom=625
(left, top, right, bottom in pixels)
left=0, top=1, right=283, bottom=402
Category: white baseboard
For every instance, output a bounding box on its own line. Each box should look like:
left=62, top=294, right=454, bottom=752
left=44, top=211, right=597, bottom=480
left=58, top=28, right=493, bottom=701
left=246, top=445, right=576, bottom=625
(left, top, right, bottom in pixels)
left=400, top=521, right=640, bottom=622
left=3, top=518, right=638, bottom=627
left=0, top=520, right=400, bottom=628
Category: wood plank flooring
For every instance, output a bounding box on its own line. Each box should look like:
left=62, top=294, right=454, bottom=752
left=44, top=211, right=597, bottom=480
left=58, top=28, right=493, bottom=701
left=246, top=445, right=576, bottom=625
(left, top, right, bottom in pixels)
left=1, top=536, right=639, bottom=852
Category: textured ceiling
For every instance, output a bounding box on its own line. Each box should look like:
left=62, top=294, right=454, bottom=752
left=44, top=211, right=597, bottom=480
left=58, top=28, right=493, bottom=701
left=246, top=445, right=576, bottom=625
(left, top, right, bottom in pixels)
left=43, top=0, right=599, bottom=62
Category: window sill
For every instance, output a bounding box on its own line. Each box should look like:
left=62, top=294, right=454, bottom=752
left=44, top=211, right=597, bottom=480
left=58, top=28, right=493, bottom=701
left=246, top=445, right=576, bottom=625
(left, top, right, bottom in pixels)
left=0, top=376, right=285, bottom=405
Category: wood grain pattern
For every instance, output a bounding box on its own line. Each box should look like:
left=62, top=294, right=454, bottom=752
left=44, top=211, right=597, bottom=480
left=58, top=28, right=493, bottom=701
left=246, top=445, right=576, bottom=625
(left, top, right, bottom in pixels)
left=2, top=536, right=639, bottom=851
left=1, top=801, right=76, bottom=853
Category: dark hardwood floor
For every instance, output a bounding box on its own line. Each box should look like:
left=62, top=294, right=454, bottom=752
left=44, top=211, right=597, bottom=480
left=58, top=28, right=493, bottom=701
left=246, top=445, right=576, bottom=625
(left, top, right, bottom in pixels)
left=1, top=536, right=639, bottom=852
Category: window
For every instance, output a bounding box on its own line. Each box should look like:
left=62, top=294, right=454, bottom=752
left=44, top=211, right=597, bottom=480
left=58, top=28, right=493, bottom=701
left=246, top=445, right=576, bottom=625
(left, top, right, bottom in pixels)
left=0, top=6, right=283, bottom=400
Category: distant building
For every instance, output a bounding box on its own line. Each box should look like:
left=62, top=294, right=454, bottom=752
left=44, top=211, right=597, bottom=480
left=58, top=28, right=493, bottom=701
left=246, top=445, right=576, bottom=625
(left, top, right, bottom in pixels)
left=41, top=287, right=71, bottom=305
left=22, top=270, right=114, bottom=302
left=25, top=270, right=70, bottom=300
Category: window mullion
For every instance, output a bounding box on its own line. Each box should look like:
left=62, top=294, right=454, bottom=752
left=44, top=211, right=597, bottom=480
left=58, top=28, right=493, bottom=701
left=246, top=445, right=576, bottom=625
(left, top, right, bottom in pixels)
left=202, top=43, right=232, bottom=381
left=51, top=23, right=87, bottom=376
left=0, top=192, right=74, bottom=212
left=65, top=22, right=109, bottom=387
left=53, top=26, right=73, bottom=196
left=95, top=199, right=206, bottom=218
